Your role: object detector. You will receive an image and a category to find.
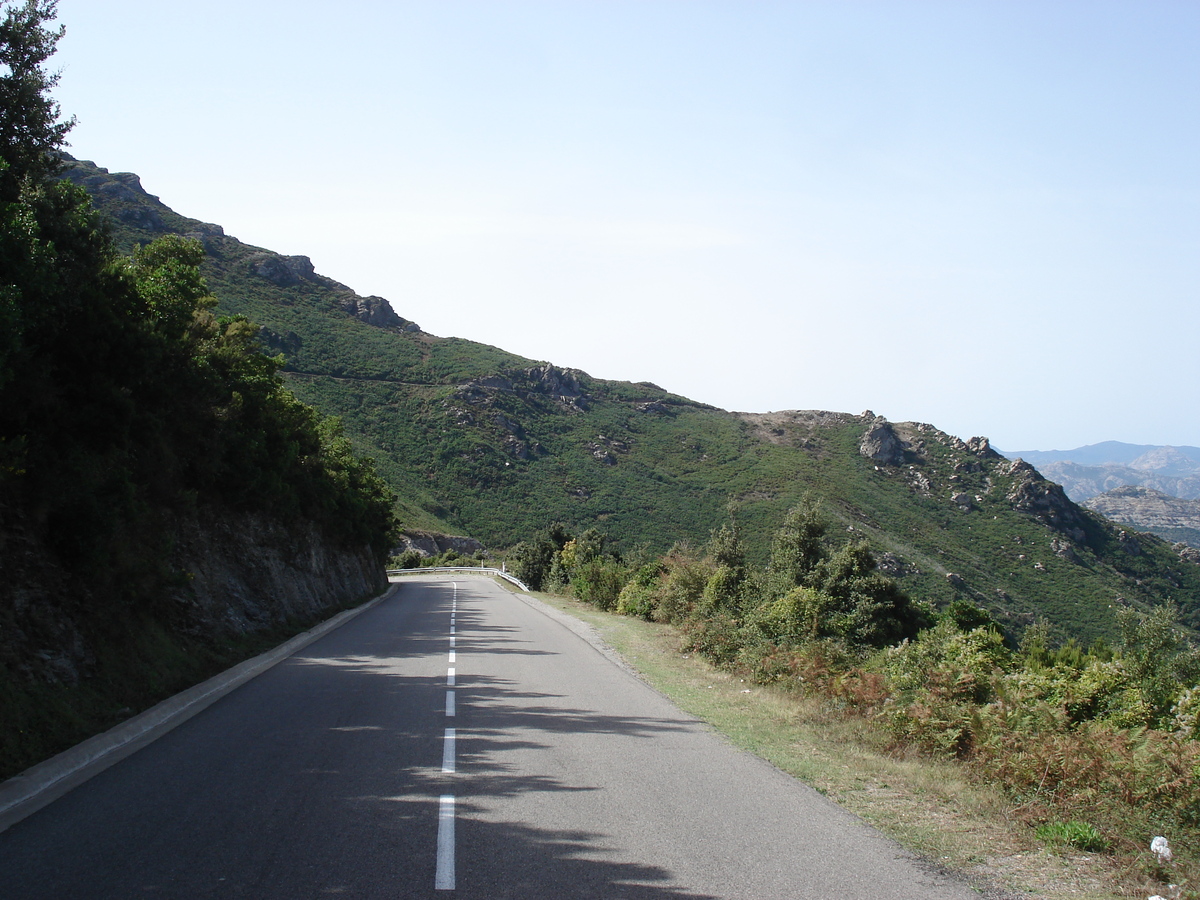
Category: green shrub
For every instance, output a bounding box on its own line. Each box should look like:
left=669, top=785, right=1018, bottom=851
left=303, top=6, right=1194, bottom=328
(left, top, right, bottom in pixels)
left=389, top=550, right=423, bottom=569
left=680, top=613, right=743, bottom=669
left=573, top=557, right=626, bottom=611
left=652, top=548, right=710, bottom=624
left=616, top=562, right=664, bottom=620
left=747, top=586, right=826, bottom=645
left=1034, top=820, right=1109, bottom=852
left=881, top=622, right=1011, bottom=757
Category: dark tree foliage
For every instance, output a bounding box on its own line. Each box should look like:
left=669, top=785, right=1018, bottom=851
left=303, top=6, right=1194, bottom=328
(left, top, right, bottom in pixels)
left=0, top=0, right=396, bottom=602
left=810, top=540, right=929, bottom=647
left=0, top=0, right=73, bottom=199
left=506, top=522, right=572, bottom=590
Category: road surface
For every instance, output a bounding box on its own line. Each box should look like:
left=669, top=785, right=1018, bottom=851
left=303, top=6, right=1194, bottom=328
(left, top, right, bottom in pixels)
left=0, top=575, right=981, bottom=898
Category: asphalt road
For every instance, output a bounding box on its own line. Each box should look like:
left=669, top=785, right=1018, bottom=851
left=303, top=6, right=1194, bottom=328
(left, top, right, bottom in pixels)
left=0, top=576, right=982, bottom=898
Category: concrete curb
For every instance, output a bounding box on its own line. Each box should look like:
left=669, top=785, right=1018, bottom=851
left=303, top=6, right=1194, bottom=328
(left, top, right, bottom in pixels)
left=0, top=584, right=399, bottom=834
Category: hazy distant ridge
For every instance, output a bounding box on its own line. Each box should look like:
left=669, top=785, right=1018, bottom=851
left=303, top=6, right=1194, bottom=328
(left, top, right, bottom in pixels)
left=1000, top=442, right=1200, bottom=502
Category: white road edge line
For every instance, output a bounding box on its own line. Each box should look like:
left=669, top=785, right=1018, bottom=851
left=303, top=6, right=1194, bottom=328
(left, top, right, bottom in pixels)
left=436, top=794, right=455, bottom=891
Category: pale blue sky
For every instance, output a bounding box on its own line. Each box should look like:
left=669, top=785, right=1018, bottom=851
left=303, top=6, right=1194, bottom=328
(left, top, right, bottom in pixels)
left=50, top=1, right=1200, bottom=450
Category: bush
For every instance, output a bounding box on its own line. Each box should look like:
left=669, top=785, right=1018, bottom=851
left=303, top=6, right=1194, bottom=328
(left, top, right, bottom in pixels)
left=746, top=586, right=826, bottom=645
left=616, top=562, right=664, bottom=620
left=680, top=613, right=743, bottom=669
left=648, top=547, right=710, bottom=624
left=573, top=557, right=626, bottom=611
left=389, top=550, right=423, bottom=569
left=881, top=621, right=1011, bottom=757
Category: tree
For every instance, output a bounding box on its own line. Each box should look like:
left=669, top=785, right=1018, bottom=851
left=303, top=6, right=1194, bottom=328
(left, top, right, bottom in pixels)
left=766, top=497, right=827, bottom=598
left=812, top=541, right=927, bottom=647
left=1116, top=602, right=1200, bottom=722
left=702, top=519, right=748, bottom=615
left=0, top=0, right=73, bottom=199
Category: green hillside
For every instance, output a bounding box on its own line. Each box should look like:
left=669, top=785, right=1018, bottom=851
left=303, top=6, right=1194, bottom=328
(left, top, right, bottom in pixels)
left=65, top=157, right=1200, bottom=646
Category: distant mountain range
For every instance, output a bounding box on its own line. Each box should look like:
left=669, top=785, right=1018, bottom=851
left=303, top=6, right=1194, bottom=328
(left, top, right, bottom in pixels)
left=1000, top=442, right=1200, bottom=501
left=999, top=442, right=1200, bottom=548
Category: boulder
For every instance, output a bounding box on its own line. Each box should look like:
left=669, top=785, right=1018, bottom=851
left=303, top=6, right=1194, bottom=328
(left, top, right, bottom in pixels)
left=859, top=418, right=905, bottom=466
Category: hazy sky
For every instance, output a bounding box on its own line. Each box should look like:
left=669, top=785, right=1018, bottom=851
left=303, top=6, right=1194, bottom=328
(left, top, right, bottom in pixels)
left=49, top=1, right=1199, bottom=451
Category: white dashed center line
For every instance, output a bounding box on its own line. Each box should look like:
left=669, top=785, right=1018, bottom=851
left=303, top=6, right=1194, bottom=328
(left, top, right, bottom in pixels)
left=436, top=583, right=459, bottom=891
left=435, top=794, right=455, bottom=890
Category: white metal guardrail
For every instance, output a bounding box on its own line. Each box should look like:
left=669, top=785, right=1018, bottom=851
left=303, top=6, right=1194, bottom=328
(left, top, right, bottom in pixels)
left=386, top=566, right=530, bottom=593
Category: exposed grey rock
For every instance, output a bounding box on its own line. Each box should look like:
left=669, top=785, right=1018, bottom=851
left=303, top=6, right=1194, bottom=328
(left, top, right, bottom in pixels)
left=859, top=418, right=905, bottom=466
left=393, top=531, right=484, bottom=558
left=525, top=364, right=588, bottom=408
left=250, top=253, right=317, bottom=287
left=96, top=174, right=148, bottom=203
left=116, top=206, right=165, bottom=231
left=247, top=255, right=419, bottom=332
left=588, top=444, right=617, bottom=466
left=1116, top=529, right=1143, bottom=555
left=1003, top=458, right=1087, bottom=543
left=338, top=294, right=414, bottom=330
left=951, top=491, right=974, bottom=510
left=877, top=552, right=919, bottom=577
left=910, top=471, right=932, bottom=495
left=1050, top=537, right=1081, bottom=563
left=171, top=510, right=384, bottom=636
left=1, top=504, right=385, bottom=686
left=455, top=366, right=589, bottom=411
left=636, top=400, right=673, bottom=415
left=965, top=436, right=1001, bottom=459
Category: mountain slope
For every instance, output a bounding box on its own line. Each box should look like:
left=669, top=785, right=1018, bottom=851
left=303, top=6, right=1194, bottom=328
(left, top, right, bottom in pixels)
left=64, top=158, right=1200, bottom=646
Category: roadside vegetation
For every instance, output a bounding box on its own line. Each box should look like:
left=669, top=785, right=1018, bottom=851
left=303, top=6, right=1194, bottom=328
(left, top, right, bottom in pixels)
left=512, top=507, right=1200, bottom=900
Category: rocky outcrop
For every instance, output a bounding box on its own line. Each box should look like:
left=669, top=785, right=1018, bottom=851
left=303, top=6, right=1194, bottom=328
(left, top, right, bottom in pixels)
left=453, top=366, right=592, bottom=418
left=859, top=418, right=905, bottom=466
left=525, top=364, right=586, bottom=404
left=251, top=253, right=317, bottom=287
left=169, top=509, right=385, bottom=637
left=1003, top=458, right=1088, bottom=543
left=394, top=531, right=484, bottom=559
left=342, top=294, right=413, bottom=330
left=247, top=252, right=421, bottom=333
left=965, top=436, right=1001, bottom=459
